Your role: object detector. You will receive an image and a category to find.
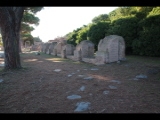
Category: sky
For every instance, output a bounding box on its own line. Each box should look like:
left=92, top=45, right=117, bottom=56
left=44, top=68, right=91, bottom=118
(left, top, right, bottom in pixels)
left=31, top=7, right=118, bottom=43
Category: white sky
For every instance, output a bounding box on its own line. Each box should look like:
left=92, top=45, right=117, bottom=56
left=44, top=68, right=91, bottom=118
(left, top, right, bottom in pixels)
left=31, top=7, right=118, bottom=42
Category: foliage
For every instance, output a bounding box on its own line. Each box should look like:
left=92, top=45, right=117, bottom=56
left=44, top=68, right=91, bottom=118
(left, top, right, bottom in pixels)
left=22, top=11, right=40, bottom=25
left=133, top=15, right=160, bottom=56
left=63, top=7, right=160, bottom=57
left=108, top=7, right=135, bottom=22
left=65, top=27, right=82, bottom=46
left=76, top=25, right=89, bottom=44
left=87, top=21, right=110, bottom=51
left=20, top=7, right=43, bottom=46
left=33, top=36, right=42, bottom=42
left=92, top=14, right=110, bottom=23
left=24, top=7, right=44, bottom=14
left=21, top=33, right=34, bottom=45
left=147, top=7, right=160, bottom=17
left=107, top=17, right=139, bottom=54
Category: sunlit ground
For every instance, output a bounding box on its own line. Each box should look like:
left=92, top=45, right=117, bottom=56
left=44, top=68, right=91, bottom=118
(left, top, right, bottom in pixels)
left=24, top=59, right=38, bottom=62
left=90, top=74, right=112, bottom=81
left=45, top=58, right=65, bottom=62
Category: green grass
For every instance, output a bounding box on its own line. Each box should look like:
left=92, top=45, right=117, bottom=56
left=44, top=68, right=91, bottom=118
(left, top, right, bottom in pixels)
left=37, top=52, right=97, bottom=67
left=126, top=55, right=160, bottom=66
left=36, top=52, right=76, bottom=63
left=21, top=51, right=160, bottom=67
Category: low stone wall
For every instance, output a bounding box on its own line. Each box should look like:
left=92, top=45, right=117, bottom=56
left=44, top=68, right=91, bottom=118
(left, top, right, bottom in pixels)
left=82, top=57, right=96, bottom=64
left=57, top=54, right=61, bottom=57
left=66, top=55, right=75, bottom=61
left=41, top=35, right=126, bottom=66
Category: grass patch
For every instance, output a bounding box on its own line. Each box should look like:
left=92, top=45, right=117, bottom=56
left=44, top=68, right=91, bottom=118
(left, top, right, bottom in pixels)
left=125, top=55, right=160, bottom=81
left=126, top=55, right=160, bottom=65
left=21, top=51, right=160, bottom=67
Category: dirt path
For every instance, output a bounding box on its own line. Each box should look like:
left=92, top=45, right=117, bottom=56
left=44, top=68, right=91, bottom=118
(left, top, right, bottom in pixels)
left=0, top=52, right=160, bottom=113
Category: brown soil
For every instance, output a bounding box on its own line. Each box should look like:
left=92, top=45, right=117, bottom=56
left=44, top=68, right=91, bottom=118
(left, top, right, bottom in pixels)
left=0, top=51, right=160, bottom=113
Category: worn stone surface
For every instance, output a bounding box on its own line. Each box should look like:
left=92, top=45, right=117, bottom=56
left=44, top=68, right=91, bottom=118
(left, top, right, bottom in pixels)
left=62, top=44, right=75, bottom=56
left=67, top=74, right=72, bottom=77
left=90, top=68, right=99, bottom=71
left=74, top=102, right=91, bottom=112
left=66, top=55, right=75, bottom=60
left=54, top=69, right=61, bottom=72
left=31, top=42, right=43, bottom=51
left=95, top=35, right=125, bottom=64
left=61, top=49, right=67, bottom=58
left=110, top=80, right=121, bottom=84
left=108, top=85, right=117, bottom=89
left=52, top=49, right=57, bottom=56
left=54, top=40, right=67, bottom=55
left=61, top=44, right=75, bottom=58
left=46, top=43, right=52, bottom=54
left=41, top=43, right=46, bottom=52
left=135, top=74, right=148, bottom=79
left=82, top=58, right=96, bottom=64
left=79, top=86, right=85, bottom=91
left=0, top=79, right=3, bottom=83
left=42, top=43, right=51, bottom=54
left=48, top=42, right=57, bottom=55
left=83, top=76, right=93, bottom=80
left=67, top=95, right=81, bottom=100
left=94, top=51, right=107, bottom=65
left=78, top=75, right=85, bottom=77
left=103, top=90, right=109, bottom=95
left=74, top=40, right=94, bottom=61
left=73, top=50, right=82, bottom=61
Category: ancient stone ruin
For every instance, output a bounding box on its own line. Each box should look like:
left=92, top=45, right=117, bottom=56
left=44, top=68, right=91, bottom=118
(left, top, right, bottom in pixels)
left=44, top=43, right=52, bottom=54
left=39, top=35, right=125, bottom=65
left=72, top=40, right=95, bottom=61
left=41, top=43, right=47, bottom=53
left=53, top=40, right=67, bottom=57
left=61, top=44, right=75, bottom=58
left=46, top=42, right=57, bottom=55
left=94, top=35, right=125, bottom=65
left=31, top=42, right=43, bottom=51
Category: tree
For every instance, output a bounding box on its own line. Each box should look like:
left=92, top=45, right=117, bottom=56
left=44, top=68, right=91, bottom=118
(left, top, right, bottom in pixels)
left=76, top=25, right=89, bottom=44
left=0, top=7, right=43, bottom=70
left=92, top=14, right=110, bottom=23
left=133, top=14, right=160, bottom=56
left=107, top=17, right=139, bottom=54
left=33, top=36, right=42, bottom=43
left=0, top=7, right=25, bottom=70
left=87, top=21, right=110, bottom=51
left=65, top=27, right=82, bottom=46
left=20, top=7, right=42, bottom=50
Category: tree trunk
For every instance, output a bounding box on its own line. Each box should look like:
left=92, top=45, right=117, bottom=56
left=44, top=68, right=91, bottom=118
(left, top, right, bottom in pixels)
left=19, top=37, right=22, bottom=53
left=0, top=7, right=24, bottom=70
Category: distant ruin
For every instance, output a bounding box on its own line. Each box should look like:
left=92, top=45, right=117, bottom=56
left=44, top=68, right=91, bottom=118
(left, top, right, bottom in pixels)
left=54, top=40, right=67, bottom=57
left=31, top=42, right=43, bottom=51
left=40, top=35, right=126, bottom=65
left=47, top=42, right=57, bottom=55
left=61, top=44, right=75, bottom=58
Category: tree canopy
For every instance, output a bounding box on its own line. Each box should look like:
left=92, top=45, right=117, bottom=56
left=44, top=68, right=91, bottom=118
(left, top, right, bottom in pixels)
left=65, top=6, right=160, bottom=57
left=21, top=7, right=43, bottom=46
left=0, top=7, right=43, bottom=70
